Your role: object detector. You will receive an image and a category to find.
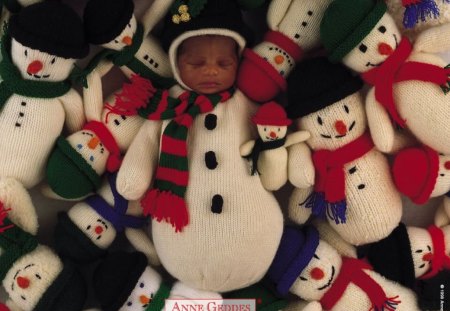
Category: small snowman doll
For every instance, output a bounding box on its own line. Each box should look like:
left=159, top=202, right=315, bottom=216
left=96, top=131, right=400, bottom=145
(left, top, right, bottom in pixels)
left=44, top=75, right=152, bottom=200
left=237, top=0, right=333, bottom=102
left=0, top=197, right=86, bottom=311
left=53, top=172, right=159, bottom=266
left=0, top=2, right=87, bottom=192
left=366, top=223, right=450, bottom=310
left=285, top=58, right=402, bottom=245
left=321, top=0, right=450, bottom=154
left=93, top=251, right=221, bottom=311
left=267, top=226, right=421, bottom=311
left=240, top=101, right=310, bottom=191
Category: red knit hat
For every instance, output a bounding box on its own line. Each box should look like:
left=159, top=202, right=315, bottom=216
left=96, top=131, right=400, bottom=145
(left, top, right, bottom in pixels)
left=392, top=145, right=440, bottom=204
left=251, top=101, right=292, bottom=126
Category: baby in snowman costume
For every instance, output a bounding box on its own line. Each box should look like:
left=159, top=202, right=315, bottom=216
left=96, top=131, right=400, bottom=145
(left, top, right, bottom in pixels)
left=321, top=0, right=450, bottom=155
left=0, top=2, right=87, bottom=199
left=267, top=226, right=421, bottom=311
left=117, top=0, right=283, bottom=293
left=285, top=57, right=402, bottom=246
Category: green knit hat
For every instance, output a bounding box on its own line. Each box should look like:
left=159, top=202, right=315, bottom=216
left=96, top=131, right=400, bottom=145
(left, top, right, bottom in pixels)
left=225, top=284, right=288, bottom=311
left=46, top=136, right=102, bottom=199
left=320, top=0, right=387, bottom=62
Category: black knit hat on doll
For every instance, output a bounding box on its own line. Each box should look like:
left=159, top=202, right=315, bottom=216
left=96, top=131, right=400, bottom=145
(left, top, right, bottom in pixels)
left=93, top=251, right=148, bottom=311
left=9, top=2, right=89, bottom=59
left=83, top=0, right=135, bottom=45
left=286, top=57, right=363, bottom=120
left=160, top=0, right=255, bottom=51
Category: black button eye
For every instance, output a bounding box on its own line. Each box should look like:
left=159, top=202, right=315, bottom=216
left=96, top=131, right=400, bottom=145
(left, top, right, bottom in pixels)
left=344, top=105, right=349, bottom=113
left=359, top=44, right=367, bottom=53
left=378, top=26, right=386, bottom=33
left=317, top=116, right=323, bottom=125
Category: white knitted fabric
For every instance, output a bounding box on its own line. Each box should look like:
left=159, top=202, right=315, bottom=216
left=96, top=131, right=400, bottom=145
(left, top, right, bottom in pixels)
left=386, top=0, right=450, bottom=40
left=289, top=239, right=420, bottom=311
left=0, top=39, right=84, bottom=189
left=288, top=92, right=402, bottom=245
left=342, top=12, right=450, bottom=154
left=3, top=246, right=63, bottom=311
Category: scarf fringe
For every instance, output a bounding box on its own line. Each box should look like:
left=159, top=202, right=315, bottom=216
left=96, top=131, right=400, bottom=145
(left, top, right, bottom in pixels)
left=104, top=74, right=156, bottom=123
left=0, top=202, right=13, bottom=233
left=141, top=189, right=189, bottom=232
left=301, top=192, right=347, bottom=224
left=403, top=0, right=439, bottom=28
left=369, top=296, right=401, bottom=311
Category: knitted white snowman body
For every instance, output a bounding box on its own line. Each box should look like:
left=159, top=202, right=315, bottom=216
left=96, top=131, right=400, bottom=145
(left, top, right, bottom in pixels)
left=288, top=91, right=402, bottom=245
left=237, top=0, right=332, bottom=101
left=0, top=37, right=85, bottom=189
left=332, top=11, right=450, bottom=154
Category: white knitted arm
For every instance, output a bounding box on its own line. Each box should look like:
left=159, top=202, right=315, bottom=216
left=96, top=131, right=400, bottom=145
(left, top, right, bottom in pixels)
left=125, top=228, right=160, bottom=266
left=312, top=219, right=357, bottom=258
left=5, top=299, right=24, bottom=311
left=435, top=197, right=450, bottom=227
left=414, top=23, right=450, bottom=53
left=117, top=120, right=162, bottom=200
left=288, top=143, right=314, bottom=189
left=240, top=140, right=256, bottom=157
left=267, top=0, right=292, bottom=30
left=284, top=130, right=311, bottom=148
left=288, top=186, right=314, bottom=225
left=284, top=300, right=323, bottom=311
left=141, top=0, right=175, bottom=36
left=60, top=88, right=85, bottom=133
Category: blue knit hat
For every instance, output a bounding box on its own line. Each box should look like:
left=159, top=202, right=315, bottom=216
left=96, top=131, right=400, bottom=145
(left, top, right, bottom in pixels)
left=267, top=226, right=320, bottom=296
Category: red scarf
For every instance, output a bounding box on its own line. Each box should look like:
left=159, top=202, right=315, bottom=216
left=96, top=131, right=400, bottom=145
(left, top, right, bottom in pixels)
left=313, top=132, right=374, bottom=203
left=320, top=257, right=401, bottom=311
left=420, top=225, right=450, bottom=280
left=362, top=37, right=450, bottom=128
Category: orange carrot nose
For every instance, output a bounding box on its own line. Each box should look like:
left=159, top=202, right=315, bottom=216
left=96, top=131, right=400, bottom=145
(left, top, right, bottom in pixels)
left=17, top=276, right=30, bottom=289
left=423, top=252, right=434, bottom=262
left=334, top=120, right=347, bottom=135
left=269, top=131, right=277, bottom=138
left=310, top=267, right=324, bottom=280
left=27, top=60, right=43, bottom=74
left=140, top=295, right=150, bottom=304
left=274, top=55, right=284, bottom=65
left=378, top=42, right=393, bottom=55
left=445, top=161, right=450, bottom=170
left=87, top=137, right=100, bottom=149
left=122, top=36, right=133, bottom=46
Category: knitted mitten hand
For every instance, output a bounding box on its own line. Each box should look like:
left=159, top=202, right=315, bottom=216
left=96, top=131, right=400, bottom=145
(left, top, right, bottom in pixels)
left=267, top=226, right=421, bottom=311
left=0, top=200, right=86, bottom=311
left=44, top=75, right=152, bottom=200
left=321, top=0, right=450, bottom=154
left=236, top=0, right=333, bottom=102
left=285, top=58, right=402, bottom=245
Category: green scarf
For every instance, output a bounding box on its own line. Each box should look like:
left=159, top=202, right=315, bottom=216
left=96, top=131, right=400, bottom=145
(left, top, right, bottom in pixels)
left=139, top=88, right=234, bottom=232
left=0, top=34, right=71, bottom=113
left=76, top=23, right=175, bottom=89
left=146, top=282, right=171, bottom=311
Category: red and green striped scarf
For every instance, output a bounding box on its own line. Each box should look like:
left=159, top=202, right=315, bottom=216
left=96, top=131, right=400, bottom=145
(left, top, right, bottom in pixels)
left=139, top=88, right=233, bottom=232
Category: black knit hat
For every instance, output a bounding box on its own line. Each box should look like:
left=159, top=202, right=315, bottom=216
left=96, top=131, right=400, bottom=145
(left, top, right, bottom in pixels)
left=286, top=57, right=363, bottom=120
left=160, top=0, right=254, bottom=51
left=54, top=212, right=107, bottom=264
left=4, top=0, right=22, bottom=14
left=83, top=0, right=135, bottom=45
left=33, top=263, right=87, bottom=311
left=365, top=223, right=416, bottom=290
left=93, top=251, right=148, bottom=311
left=9, top=2, right=89, bottom=59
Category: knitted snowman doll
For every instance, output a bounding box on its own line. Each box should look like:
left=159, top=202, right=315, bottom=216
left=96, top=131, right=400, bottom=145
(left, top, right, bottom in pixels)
left=365, top=223, right=450, bottom=310
left=117, top=0, right=283, bottom=293
left=0, top=195, right=86, bottom=311
left=0, top=2, right=87, bottom=192
left=391, top=145, right=450, bottom=205
left=80, top=0, right=175, bottom=113
left=237, top=0, right=333, bottom=102
left=321, top=0, right=450, bottom=155
left=43, top=75, right=152, bottom=200
left=385, top=0, right=450, bottom=40
left=52, top=172, right=158, bottom=266
left=240, top=101, right=310, bottom=191
left=285, top=57, right=402, bottom=245
left=267, top=226, right=421, bottom=311
left=93, top=251, right=221, bottom=311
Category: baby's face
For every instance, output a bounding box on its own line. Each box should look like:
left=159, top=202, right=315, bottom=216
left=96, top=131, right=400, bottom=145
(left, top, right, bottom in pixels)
left=177, top=35, right=238, bottom=94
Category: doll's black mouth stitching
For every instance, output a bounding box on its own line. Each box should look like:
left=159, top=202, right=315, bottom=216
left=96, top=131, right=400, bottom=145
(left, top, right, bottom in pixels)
left=317, top=266, right=335, bottom=290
